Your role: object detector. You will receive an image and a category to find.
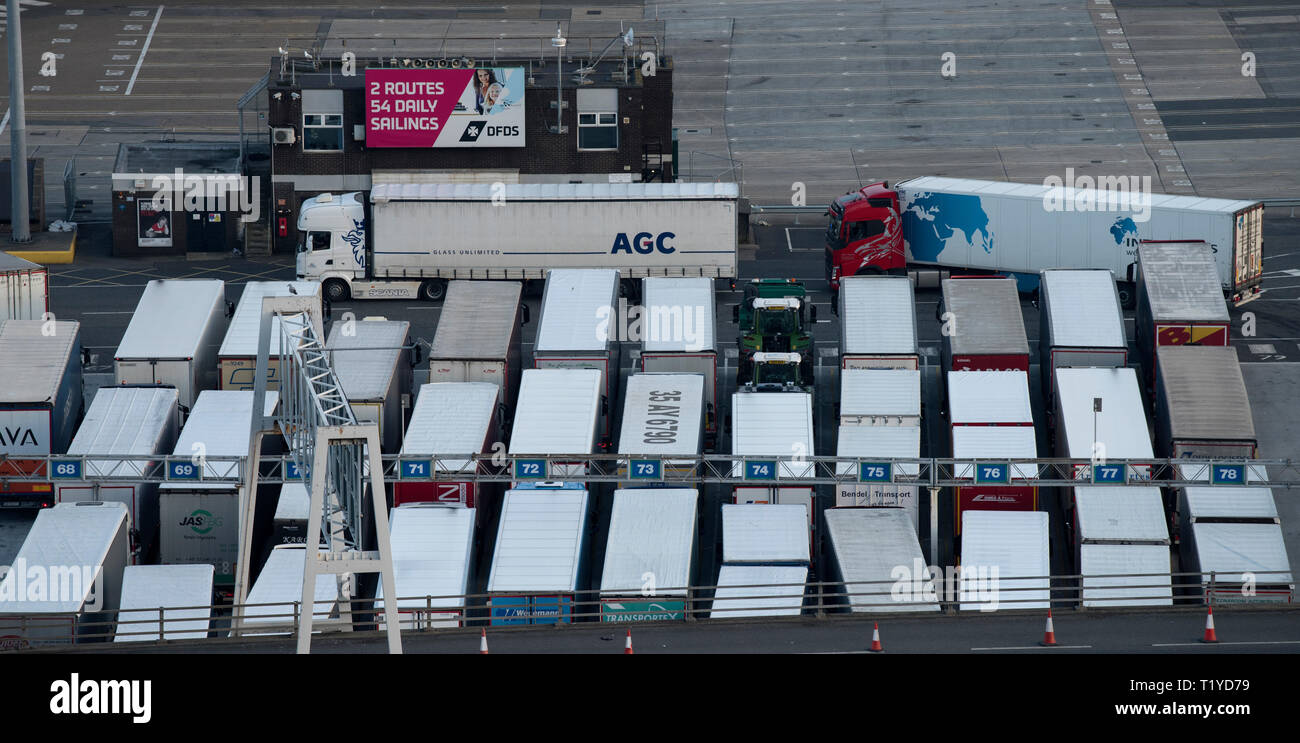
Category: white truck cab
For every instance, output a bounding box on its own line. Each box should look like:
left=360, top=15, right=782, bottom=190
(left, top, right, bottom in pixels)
left=296, top=191, right=428, bottom=302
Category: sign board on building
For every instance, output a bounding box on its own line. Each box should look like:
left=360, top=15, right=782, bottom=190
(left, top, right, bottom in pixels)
left=138, top=201, right=172, bottom=247
left=365, top=67, right=526, bottom=148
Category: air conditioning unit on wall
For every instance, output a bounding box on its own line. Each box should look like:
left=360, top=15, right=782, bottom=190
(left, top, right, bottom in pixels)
left=272, top=127, right=297, bottom=145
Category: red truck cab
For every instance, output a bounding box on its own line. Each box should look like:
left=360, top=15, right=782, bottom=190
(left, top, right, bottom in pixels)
left=825, top=182, right=905, bottom=291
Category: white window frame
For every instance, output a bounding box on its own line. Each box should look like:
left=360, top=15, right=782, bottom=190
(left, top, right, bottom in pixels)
left=577, top=111, right=619, bottom=151
left=302, top=112, right=344, bottom=152
left=301, top=89, right=344, bottom=153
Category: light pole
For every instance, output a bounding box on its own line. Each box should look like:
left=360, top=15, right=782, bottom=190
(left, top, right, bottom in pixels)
left=551, top=25, right=567, bottom=134
left=8, top=0, right=31, bottom=243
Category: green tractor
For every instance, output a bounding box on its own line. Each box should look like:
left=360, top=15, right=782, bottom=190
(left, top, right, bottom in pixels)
left=734, top=279, right=815, bottom=388
left=744, top=352, right=814, bottom=393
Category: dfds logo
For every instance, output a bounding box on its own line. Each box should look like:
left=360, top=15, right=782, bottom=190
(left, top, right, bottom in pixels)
left=487, top=125, right=519, bottom=136
left=611, top=231, right=676, bottom=255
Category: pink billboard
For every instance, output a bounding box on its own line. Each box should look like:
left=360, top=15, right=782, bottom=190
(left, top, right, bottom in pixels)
left=365, top=67, right=526, bottom=148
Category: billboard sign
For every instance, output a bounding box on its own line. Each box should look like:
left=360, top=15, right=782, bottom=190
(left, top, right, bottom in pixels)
left=138, top=201, right=172, bottom=247
left=365, top=67, right=525, bottom=148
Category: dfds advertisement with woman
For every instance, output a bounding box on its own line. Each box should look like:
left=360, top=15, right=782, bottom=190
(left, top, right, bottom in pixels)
left=365, top=66, right=526, bottom=148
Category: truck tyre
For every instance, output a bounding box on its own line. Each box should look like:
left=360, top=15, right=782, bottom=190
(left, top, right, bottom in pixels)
left=1117, top=282, right=1136, bottom=310
left=420, top=279, right=447, bottom=302
left=323, top=279, right=350, bottom=302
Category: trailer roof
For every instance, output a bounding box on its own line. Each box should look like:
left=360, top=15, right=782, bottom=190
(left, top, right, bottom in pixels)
left=0, top=502, right=128, bottom=614
left=951, top=426, right=1038, bottom=478
left=642, top=277, right=716, bottom=352
left=839, top=276, right=918, bottom=355
left=218, top=281, right=322, bottom=358
left=0, top=319, right=80, bottom=403
left=1074, top=486, right=1169, bottom=543
left=325, top=319, right=410, bottom=402
left=162, top=390, right=279, bottom=486
left=1040, top=270, right=1126, bottom=349
left=534, top=269, right=619, bottom=353
left=835, top=425, right=921, bottom=477
left=372, top=181, right=740, bottom=202
left=404, top=382, right=499, bottom=472
left=618, top=374, right=704, bottom=457
left=731, top=392, right=815, bottom=477
left=429, top=280, right=522, bottom=359
left=825, top=509, right=939, bottom=612
left=275, top=482, right=310, bottom=522
left=1054, top=367, right=1153, bottom=459
left=1079, top=544, right=1173, bottom=608
left=376, top=505, right=476, bottom=611
left=941, top=278, right=1029, bottom=356
left=1137, top=243, right=1230, bottom=322
left=840, top=369, right=920, bottom=419
left=1191, top=523, right=1293, bottom=586
left=509, top=369, right=601, bottom=456
left=710, top=565, right=808, bottom=618
left=244, top=546, right=340, bottom=625
left=0, top=252, right=42, bottom=271
left=488, top=489, right=588, bottom=593
left=115, top=280, right=226, bottom=360
left=959, top=511, right=1051, bottom=611
left=721, top=503, right=810, bottom=564
left=115, top=565, right=214, bottom=642
left=1180, top=474, right=1279, bottom=521
left=600, top=489, right=698, bottom=596
left=898, top=176, right=1260, bottom=214
left=67, top=387, right=178, bottom=475
left=947, top=370, right=1033, bottom=423
left=1157, top=346, right=1255, bottom=442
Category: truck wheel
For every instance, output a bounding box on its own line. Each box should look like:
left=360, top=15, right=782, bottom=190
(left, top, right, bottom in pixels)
left=420, top=279, right=447, bottom=302
left=323, top=279, right=350, bottom=302
left=1117, top=282, right=1135, bottom=310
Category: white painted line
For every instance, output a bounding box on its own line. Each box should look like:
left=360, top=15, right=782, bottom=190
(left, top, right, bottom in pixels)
left=972, top=645, right=1092, bottom=650
left=785, top=227, right=793, bottom=252
left=1263, top=252, right=1299, bottom=261
left=0, top=108, right=8, bottom=137
left=403, top=306, right=439, bottom=310
left=125, top=5, right=164, bottom=96
left=1151, top=640, right=1300, bottom=647
left=81, top=311, right=136, bottom=315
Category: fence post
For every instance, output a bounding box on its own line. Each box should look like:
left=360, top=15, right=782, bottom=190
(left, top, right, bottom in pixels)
left=292, top=600, right=300, bottom=634
left=158, top=607, right=165, bottom=641
left=1209, top=571, right=1216, bottom=607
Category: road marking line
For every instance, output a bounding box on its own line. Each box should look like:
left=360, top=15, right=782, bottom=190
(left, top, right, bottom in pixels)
left=125, top=5, right=164, bottom=96
left=972, top=645, right=1092, bottom=650
left=785, top=227, right=793, bottom=252
left=1151, top=640, right=1300, bottom=647
left=81, top=311, right=136, bottom=315
left=0, top=108, right=8, bottom=137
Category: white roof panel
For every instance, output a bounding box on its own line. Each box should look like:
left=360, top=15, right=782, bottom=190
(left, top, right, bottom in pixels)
left=0, top=503, right=128, bottom=614
left=948, top=371, right=1033, bottom=423
left=1080, top=544, right=1173, bottom=607
left=835, top=425, right=921, bottom=477
left=372, top=181, right=739, bottom=202
left=710, top=565, right=807, bottom=618
left=114, top=565, right=214, bottom=641
left=1181, top=483, right=1278, bottom=521
left=618, top=374, right=704, bottom=457
left=1157, top=346, right=1254, bottom=442
left=275, top=482, right=310, bottom=522
left=1041, top=270, right=1126, bottom=349
left=218, top=281, right=322, bottom=358
left=839, top=276, right=917, bottom=355
left=534, top=269, right=619, bottom=352
left=600, top=489, right=698, bottom=596
left=430, top=281, right=521, bottom=359
left=642, top=277, right=716, bottom=352
left=488, top=489, right=588, bottom=593
left=115, top=280, right=226, bottom=360
left=959, top=511, right=1051, bottom=611
left=67, top=387, right=178, bottom=476
left=326, top=320, right=409, bottom=402
left=1137, top=243, right=1230, bottom=322
left=509, top=369, right=601, bottom=456
left=941, top=278, right=1029, bottom=356
left=721, top=504, right=810, bottom=564
left=951, top=426, right=1038, bottom=478
left=899, top=176, right=1258, bottom=215
left=840, top=369, right=920, bottom=418
left=404, top=383, right=499, bottom=473
left=0, top=320, right=80, bottom=403
left=1054, top=367, right=1153, bottom=459
left=244, top=546, right=339, bottom=626
left=825, top=509, right=939, bottom=612
left=731, top=392, right=814, bottom=477
left=1074, top=486, right=1169, bottom=543
left=376, top=505, right=476, bottom=610
left=1191, top=523, right=1293, bottom=585
left=162, top=390, right=279, bottom=484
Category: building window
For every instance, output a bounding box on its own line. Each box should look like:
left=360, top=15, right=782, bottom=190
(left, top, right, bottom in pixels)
left=302, top=89, right=344, bottom=152
left=576, top=88, right=619, bottom=151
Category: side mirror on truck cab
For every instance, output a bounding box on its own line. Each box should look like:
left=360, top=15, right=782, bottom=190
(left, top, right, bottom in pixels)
left=732, top=305, right=740, bottom=324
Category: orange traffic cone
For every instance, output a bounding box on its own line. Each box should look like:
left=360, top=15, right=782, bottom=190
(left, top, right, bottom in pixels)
left=624, top=629, right=634, bottom=654
left=1201, top=607, right=1218, bottom=643
left=869, top=622, right=883, bottom=652
left=1040, top=610, right=1057, bottom=646
left=480, top=629, right=489, bottom=654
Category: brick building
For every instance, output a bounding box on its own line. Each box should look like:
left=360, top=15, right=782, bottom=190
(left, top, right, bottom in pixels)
left=258, top=38, right=674, bottom=254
